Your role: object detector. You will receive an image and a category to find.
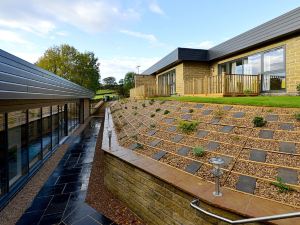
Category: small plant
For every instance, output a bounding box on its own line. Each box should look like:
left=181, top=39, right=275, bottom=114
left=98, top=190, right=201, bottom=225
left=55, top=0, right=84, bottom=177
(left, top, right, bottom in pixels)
left=156, top=108, right=161, bottom=112
left=193, top=146, right=205, bottom=157
left=131, top=135, right=138, bottom=140
left=178, top=120, right=199, bottom=134
left=142, top=103, right=146, bottom=107
left=297, top=83, right=300, bottom=95
left=114, top=122, right=123, bottom=132
left=149, top=99, right=155, bottom=105
left=232, top=136, right=240, bottom=141
left=189, top=109, right=194, bottom=113
left=133, top=111, right=137, bottom=116
left=118, top=115, right=122, bottom=118
left=214, top=107, right=226, bottom=118
left=243, top=89, right=252, bottom=96
left=150, top=124, right=156, bottom=128
left=160, top=100, right=166, bottom=104
left=163, top=110, right=170, bottom=115
left=151, top=114, right=155, bottom=118
left=266, top=109, right=273, bottom=113
left=252, top=116, right=266, bottom=127
left=271, top=177, right=294, bottom=193
left=294, top=113, right=300, bottom=121
left=136, top=143, right=144, bottom=149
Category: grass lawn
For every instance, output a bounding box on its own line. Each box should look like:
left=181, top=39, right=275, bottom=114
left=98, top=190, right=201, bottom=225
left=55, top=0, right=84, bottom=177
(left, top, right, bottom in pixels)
left=155, top=96, right=300, bottom=108
left=94, top=89, right=118, bottom=100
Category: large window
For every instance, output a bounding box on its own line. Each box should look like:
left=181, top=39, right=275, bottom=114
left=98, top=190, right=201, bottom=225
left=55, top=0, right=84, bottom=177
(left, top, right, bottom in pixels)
left=59, top=105, right=66, bottom=140
left=0, top=114, right=5, bottom=195
left=218, top=47, right=285, bottom=92
left=28, top=108, right=42, bottom=168
left=42, top=107, right=52, bottom=156
left=8, top=110, right=27, bottom=187
left=52, top=105, right=59, bottom=148
left=157, top=70, right=176, bottom=96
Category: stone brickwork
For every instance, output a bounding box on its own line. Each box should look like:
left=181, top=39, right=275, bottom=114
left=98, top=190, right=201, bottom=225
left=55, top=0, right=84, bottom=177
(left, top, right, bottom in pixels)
left=104, top=153, right=260, bottom=225
left=183, top=61, right=211, bottom=79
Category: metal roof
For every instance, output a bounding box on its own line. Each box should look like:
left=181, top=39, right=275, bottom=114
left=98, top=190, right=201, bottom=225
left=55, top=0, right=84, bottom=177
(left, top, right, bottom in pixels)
left=0, top=49, right=94, bottom=99
left=143, top=7, right=300, bottom=75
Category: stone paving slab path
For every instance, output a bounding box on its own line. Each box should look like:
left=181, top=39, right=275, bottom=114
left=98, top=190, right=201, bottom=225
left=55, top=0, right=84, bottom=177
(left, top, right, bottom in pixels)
left=236, top=175, right=257, bottom=194
left=249, top=149, right=267, bottom=162
left=185, top=161, right=202, bottom=174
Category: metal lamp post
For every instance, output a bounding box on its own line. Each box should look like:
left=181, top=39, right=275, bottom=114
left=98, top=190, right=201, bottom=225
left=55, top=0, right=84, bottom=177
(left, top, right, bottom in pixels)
left=209, top=157, right=224, bottom=197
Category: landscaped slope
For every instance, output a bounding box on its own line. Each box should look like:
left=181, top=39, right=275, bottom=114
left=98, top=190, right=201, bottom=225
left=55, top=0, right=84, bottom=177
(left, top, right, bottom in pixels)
left=110, top=99, right=300, bottom=207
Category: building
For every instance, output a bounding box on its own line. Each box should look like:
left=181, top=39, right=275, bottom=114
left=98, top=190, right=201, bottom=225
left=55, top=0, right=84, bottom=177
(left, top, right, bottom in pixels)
left=136, top=7, right=300, bottom=97
left=0, top=49, right=94, bottom=209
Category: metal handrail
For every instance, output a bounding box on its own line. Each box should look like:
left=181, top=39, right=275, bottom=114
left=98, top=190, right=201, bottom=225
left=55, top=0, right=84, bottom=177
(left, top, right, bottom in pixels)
left=190, top=199, right=300, bottom=224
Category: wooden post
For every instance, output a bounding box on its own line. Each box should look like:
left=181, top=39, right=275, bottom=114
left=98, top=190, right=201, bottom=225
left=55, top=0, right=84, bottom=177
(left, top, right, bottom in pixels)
left=192, top=77, right=195, bottom=96
left=204, top=76, right=208, bottom=96
left=222, top=72, right=226, bottom=96
left=257, top=74, right=260, bottom=95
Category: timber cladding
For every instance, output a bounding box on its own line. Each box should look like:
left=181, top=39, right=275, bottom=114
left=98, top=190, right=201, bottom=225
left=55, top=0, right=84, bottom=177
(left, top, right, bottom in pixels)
left=103, top=153, right=257, bottom=225
left=135, top=75, right=156, bottom=88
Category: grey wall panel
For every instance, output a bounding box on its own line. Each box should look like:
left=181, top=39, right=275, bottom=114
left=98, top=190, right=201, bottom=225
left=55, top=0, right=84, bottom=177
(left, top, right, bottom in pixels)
left=0, top=49, right=94, bottom=99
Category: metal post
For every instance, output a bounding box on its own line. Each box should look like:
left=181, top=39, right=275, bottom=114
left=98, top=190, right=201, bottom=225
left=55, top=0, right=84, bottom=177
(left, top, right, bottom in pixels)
left=209, top=157, right=224, bottom=197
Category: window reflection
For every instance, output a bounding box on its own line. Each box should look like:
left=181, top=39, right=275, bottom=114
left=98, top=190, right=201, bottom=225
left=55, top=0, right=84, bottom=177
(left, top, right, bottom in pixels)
left=8, top=110, right=27, bottom=186
left=42, top=107, right=51, bottom=155
left=28, top=108, right=42, bottom=168
left=52, top=105, right=59, bottom=147
left=0, top=114, right=5, bottom=195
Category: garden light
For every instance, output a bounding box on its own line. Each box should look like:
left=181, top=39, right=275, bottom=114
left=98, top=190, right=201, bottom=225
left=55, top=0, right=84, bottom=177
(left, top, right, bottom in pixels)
left=209, top=157, right=224, bottom=197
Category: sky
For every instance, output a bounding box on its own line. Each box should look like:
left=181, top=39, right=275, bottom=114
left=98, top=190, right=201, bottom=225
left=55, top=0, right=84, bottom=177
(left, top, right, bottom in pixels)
left=0, top=0, right=299, bottom=82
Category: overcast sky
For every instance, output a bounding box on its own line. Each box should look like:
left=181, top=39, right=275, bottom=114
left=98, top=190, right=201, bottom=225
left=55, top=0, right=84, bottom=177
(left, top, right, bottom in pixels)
left=0, top=0, right=299, bottom=82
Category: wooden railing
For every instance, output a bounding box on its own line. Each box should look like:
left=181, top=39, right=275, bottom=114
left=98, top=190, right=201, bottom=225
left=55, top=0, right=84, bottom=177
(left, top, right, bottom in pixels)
left=129, top=84, right=157, bottom=99
left=184, top=73, right=260, bottom=96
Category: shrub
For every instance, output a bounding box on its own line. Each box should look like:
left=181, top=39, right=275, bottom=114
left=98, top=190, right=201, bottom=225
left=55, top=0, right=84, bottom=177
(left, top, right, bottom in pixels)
left=193, top=146, right=205, bottom=157
left=156, top=108, right=161, bottom=112
left=271, top=177, right=294, bottom=193
left=163, top=110, right=170, bottom=115
left=297, top=83, right=300, bottom=95
left=214, top=107, right=226, bottom=118
left=151, top=114, right=155, bottom=118
left=294, top=113, right=300, bottom=121
left=178, top=121, right=199, bottom=134
left=189, top=109, right=194, bottom=113
left=150, top=124, right=156, bottom=128
left=252, top=116, right=266, bottom=127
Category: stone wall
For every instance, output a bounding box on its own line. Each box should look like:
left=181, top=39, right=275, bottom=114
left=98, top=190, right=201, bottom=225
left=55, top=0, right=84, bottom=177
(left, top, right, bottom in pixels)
left=104, top=153, right=260, bottom=225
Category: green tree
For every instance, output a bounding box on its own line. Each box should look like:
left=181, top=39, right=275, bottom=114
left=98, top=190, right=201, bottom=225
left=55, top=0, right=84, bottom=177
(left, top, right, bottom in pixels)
left=102, top=76, right=117, bottom=89
left=124, top=72, right=135, bottom=91
left=36, top=44, right=100, bottom=92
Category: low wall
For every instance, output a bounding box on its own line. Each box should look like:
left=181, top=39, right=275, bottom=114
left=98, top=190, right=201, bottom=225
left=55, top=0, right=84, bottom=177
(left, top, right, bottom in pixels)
left=104, top=153, right=257, bottom=225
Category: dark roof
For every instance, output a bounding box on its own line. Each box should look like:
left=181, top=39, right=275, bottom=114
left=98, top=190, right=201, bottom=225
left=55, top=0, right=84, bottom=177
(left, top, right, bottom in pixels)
left=143, top=7, right=300, bottom=75
left=0, top=49, right=94, bottom=99
left=142, top=48, right=208, bottom=75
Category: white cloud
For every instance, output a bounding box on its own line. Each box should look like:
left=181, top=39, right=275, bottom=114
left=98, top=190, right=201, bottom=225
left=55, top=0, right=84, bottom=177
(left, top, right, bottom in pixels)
left=0, top=29, right=29, bottom=44
left=13, top=51, right=42, bottom=63
left=100, top=56, right=160, bottom=81
left=149, top=1, right=165, bottom=15
left=183, top=41, right=215, bottom=49
left=120, top=29, right=157, bottom=42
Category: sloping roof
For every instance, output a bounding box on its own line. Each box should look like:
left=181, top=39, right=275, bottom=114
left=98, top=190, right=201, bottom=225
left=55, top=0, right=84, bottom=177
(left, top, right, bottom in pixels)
left=143, top=7, right=300, bottom=75
left=142, top=48, right=208, bottom=75
left=0, top=49, right=94, bottom=99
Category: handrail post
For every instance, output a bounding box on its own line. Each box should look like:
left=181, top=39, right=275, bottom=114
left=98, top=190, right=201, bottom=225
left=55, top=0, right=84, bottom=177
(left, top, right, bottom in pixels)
left=222, top=72, right=226, bottom=96
left=193, top=77, right=195, bottom=96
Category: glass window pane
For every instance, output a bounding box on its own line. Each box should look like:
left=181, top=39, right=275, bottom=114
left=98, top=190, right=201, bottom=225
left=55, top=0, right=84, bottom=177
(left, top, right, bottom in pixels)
left=244, top=54, right=261, bottom=75
left=8, top=110, right=27, bottom=186
left=42, top=107, right=51, bottom=155
left=28, top=108, right=42, bottom=168
left=59, top=105, right=65, bottom=140
left=0, top=113, right=5, bottom=195
left=52, top=105, right=59, bottom=147
left=264, top=48, right=284, bottom=73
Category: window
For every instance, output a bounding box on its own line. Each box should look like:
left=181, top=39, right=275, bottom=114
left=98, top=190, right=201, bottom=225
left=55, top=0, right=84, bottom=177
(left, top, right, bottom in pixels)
left=42, top=107, right=51, bottom=155
left=28, top=108, right=42, bottom=168
left=230, top=59, right=243, bottom=74
left=243, top=54, right=261, bottom=75
left=59, top=105, right=66, bottom=140
left=52, top=105, right=59, bottom=148
left=8, top=110, right=27, bottom=187
left=0, top=114, right=5, bottom=195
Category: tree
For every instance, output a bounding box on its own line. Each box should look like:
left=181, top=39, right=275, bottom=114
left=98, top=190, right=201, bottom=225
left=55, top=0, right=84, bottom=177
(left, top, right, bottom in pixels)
left=36, top=44, right=100, bottom=92
left=118, top=79, right=124, bottom=85
left=102, top=76, right=117, bottom=89
left=124, top=72, right=135, bottom=91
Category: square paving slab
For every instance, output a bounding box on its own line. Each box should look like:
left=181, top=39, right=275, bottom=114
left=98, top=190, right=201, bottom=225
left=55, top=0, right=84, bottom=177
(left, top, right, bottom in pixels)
left=195, top=104, right=204, bottom=108
left=233, top=112, right=245, bottom=118
left=277, top=168, right=298, bottom=184
left=196, top=130, right=209, bottom=138
left=223, top=105, right=233, bottom=111
left=164, top=118, right=175, bottom=124
left=258, top=130, right=274, bottom=139
left=177, top=147, right=190, bottom=156
left=147, top=130, right=157, bottom=136
left=265, top=114, right=279, bottom=122
left=280, top=123, right=294, bottom=131
left=211, top=118, right=220, bottom=125
left=185, top=161, right=202, bottom=174
left=129, top=143, right=140, bottom=150
left=167, top=126, right=177, bottom=132
left=181, top=114, right=192, bottom=120
left=152, top=151, right=167, bottom=160
left=219, top=155, right=232, bottom=168
left=219, top=125, right=234, bottom=133
left=236, top=175, right=257, bottom=194
left=279, top=142, right=296, bottom=154
left=206, top=141, right=220, bottom=151
left=202, top=109, right=213, bottom=115
left=171, top=134, right=184, bottom=143
left=249, top=149, right=267, bottom=162
left=149, top=139, right=161, bottom=147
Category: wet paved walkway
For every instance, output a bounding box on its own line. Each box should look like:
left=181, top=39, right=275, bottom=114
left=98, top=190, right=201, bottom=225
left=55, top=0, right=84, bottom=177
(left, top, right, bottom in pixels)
left=16, top=117, right=116, bottom=225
